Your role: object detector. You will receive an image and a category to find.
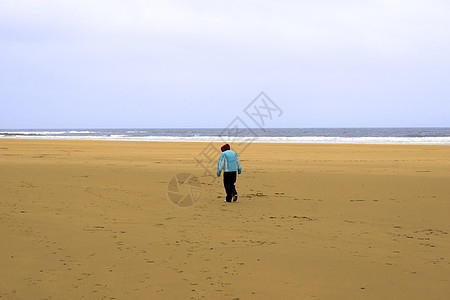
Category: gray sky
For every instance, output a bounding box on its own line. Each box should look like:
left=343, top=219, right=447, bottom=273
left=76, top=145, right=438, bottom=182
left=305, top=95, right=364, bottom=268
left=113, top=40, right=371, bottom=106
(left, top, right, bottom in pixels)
left=1, top=0, right=449, bottom=128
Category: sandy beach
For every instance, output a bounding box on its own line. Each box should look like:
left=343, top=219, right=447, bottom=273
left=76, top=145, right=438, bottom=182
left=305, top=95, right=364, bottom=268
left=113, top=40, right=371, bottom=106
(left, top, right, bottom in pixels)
left=1, top=139, right=449, bottom=299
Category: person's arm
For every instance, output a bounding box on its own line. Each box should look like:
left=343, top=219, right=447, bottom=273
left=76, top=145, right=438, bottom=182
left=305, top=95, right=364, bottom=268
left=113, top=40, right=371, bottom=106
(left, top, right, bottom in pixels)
left=217, top=153, right=225, bottom=177
left=236, top=154, right=242, bottom=174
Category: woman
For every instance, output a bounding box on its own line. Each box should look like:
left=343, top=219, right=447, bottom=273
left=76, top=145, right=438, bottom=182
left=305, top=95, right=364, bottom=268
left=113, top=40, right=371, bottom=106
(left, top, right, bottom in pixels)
left=216, top=144, right=242, bottom=202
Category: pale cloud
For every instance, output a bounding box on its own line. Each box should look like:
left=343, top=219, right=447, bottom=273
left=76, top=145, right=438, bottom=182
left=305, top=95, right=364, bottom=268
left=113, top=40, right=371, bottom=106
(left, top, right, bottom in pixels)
left=1, top=0, right=450, bottom=128
left=2, top=0, right=449, bottom=53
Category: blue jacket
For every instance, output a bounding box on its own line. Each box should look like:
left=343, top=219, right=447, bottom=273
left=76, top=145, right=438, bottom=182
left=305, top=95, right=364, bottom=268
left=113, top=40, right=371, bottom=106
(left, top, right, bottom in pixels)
left=217, top=150, right=242, bottom=176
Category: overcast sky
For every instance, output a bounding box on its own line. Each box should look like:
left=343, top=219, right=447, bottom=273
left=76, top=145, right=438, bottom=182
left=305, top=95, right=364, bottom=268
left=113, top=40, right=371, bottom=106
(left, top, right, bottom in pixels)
left=1, top=0, right=449, bottom=128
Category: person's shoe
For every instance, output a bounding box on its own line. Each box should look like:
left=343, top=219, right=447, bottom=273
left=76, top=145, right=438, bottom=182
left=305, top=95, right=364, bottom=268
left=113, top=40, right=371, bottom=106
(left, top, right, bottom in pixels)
left=225, top=199, right=232, bottom=202
left=232, top=195, right=238, bottom=202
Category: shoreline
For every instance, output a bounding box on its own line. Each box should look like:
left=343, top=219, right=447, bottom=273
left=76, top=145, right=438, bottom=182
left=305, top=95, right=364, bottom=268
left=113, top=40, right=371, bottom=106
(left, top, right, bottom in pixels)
left=2, top=136, right=450, bottom=145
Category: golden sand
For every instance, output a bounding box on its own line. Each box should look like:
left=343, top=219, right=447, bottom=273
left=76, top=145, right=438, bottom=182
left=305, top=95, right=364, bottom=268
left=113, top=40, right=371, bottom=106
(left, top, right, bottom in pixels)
left=1, top=139, right=449, bottom=299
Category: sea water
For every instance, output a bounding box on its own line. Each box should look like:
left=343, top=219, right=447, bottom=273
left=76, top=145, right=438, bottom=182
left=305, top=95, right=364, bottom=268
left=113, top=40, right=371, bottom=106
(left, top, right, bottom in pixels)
left=1, top=128, right=450, bottom=144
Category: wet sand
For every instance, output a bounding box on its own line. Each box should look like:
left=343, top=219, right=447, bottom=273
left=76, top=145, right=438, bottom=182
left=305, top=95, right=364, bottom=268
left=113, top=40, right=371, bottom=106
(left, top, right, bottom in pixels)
left=0, top=139, right=449, bottom=299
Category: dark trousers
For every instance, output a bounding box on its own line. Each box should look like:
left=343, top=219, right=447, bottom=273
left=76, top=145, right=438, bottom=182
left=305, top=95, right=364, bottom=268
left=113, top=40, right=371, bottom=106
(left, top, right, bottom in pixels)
left=223, top=171, right=237, bottom=202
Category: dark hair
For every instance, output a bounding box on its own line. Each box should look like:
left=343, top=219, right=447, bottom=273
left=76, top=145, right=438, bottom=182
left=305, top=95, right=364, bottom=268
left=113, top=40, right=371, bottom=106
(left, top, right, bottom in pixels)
left=221, top=144, right=230, bottom=152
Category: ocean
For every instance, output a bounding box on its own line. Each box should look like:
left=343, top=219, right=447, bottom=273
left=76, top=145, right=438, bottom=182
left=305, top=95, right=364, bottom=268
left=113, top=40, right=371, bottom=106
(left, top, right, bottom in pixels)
left=1, top=128, right=450, bottom=144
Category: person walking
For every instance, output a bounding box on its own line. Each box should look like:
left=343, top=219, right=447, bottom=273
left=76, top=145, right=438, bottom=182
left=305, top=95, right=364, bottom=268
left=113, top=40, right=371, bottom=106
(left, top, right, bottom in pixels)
left=217, top=144, right=242, bottom=202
